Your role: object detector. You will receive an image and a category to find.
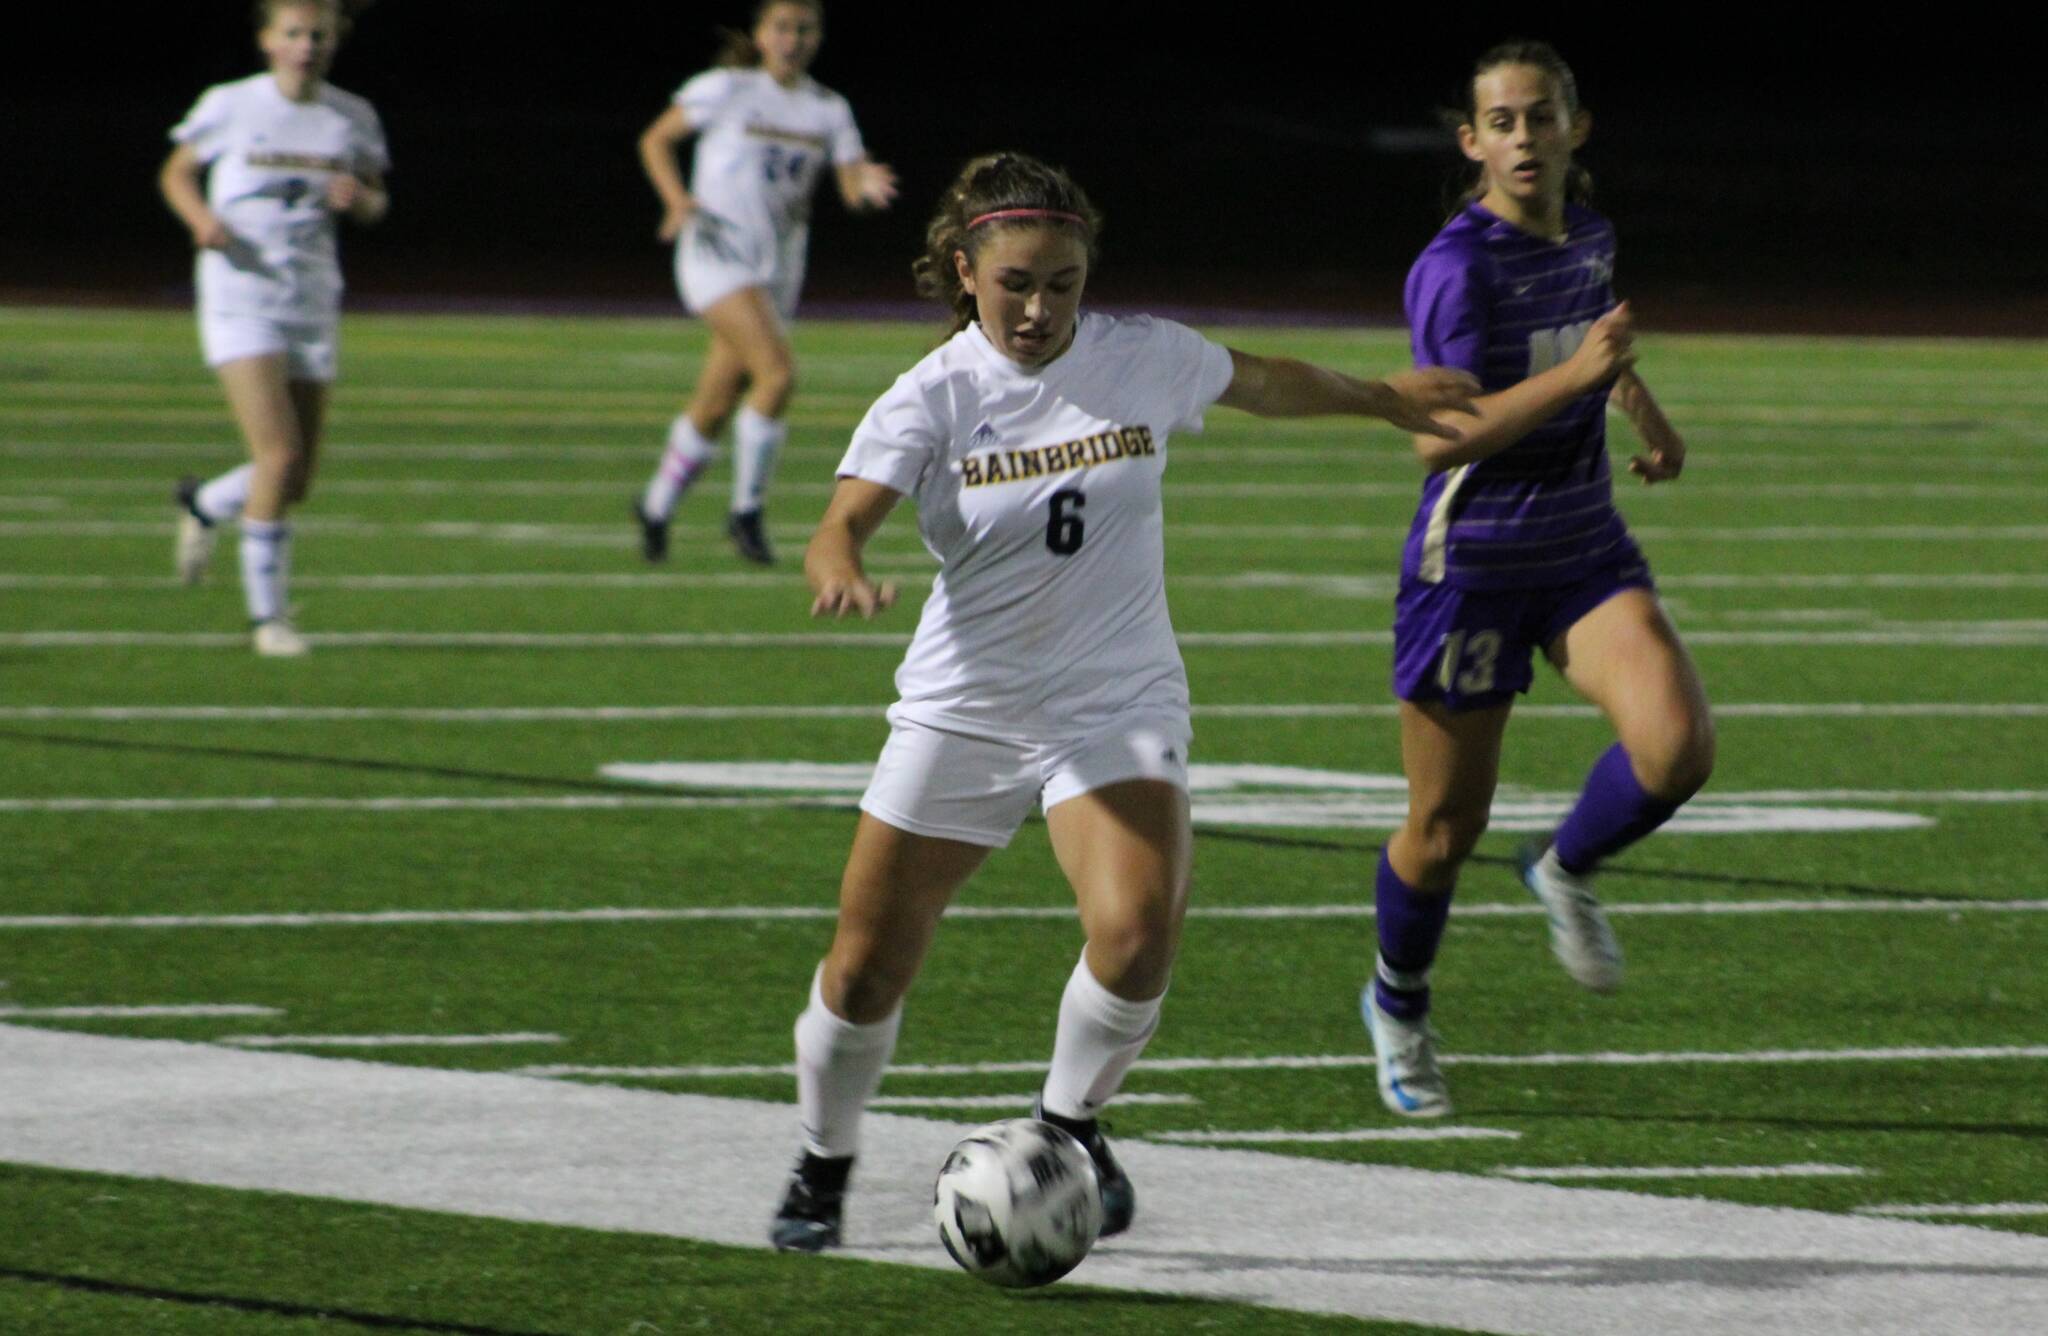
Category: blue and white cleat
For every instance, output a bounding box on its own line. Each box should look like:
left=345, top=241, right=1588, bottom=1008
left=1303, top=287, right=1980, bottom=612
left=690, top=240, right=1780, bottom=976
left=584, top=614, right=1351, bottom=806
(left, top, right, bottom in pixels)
left=1361, top=987, right=1451, bottom=1118
left=1519, top=839, right=1624, bottom=993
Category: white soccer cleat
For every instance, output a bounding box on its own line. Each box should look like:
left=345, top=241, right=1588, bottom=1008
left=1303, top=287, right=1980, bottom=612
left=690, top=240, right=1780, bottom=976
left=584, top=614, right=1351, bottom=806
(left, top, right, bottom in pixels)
left=252, top=619, right=310, bottom=658
left=1361, top=987, right=1452, bottom=1118
left=174, top=478, right=217, bottom=585
left=1519, top=841, right=1624, bottom=993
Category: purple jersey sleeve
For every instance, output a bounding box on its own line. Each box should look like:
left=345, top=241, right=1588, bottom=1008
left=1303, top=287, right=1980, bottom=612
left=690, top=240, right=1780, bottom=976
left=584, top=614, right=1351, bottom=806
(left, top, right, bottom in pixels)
left=1405, top=246, right=1490, bottom=378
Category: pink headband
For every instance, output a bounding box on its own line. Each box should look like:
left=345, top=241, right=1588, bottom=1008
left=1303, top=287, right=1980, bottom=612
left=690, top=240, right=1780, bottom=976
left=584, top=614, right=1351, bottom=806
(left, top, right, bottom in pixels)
left=967, top=208, right=1087, bottom=230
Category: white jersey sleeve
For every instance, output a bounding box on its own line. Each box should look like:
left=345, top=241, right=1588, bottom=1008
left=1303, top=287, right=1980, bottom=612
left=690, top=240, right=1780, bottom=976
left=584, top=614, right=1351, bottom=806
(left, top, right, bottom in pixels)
left=674, top=68, right=739, bottom=129
left=345, top=97, right=391, bottom=176
left=1140, top=316, right=1236, bottom=433
left=170, top=86, right=234, bottom=163
left=827, top=93, right=865, bottom=166
left=839, top=373, right=943, bottom=495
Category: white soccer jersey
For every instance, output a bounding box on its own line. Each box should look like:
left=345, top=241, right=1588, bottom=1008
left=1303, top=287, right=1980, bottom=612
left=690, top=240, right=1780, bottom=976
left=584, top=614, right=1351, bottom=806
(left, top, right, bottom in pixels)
left=171, top=73, right=389, bottom=322
left=675, top=67, right=864, bottom=239
left=838, top=312, right=1236, bottom=741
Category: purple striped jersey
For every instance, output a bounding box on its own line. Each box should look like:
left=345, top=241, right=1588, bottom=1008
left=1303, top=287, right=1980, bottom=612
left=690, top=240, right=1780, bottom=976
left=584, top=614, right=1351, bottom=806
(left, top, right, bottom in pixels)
left=1401, top=201, right=1637, bottom=589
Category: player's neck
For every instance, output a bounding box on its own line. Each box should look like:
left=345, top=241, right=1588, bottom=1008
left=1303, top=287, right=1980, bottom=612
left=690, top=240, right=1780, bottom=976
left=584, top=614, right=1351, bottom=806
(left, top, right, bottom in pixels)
left=269, top=69, right=321, bottom=103
left=1478, top=187, right=1567, bottom=243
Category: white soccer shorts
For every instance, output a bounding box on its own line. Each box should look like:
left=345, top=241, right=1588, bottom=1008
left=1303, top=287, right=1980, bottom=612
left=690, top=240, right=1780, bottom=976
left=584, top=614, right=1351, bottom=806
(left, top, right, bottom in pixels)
left=674, top=211, right=805, bottom=319
left=200, top=312, right=339, bottom=382
left=859, top=711, right=1193, bottom=848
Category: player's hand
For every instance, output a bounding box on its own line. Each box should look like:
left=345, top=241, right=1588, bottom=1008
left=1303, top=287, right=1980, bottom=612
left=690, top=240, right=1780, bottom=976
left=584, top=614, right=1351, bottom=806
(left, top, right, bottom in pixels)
left=849, top=160, right=898, bottom=211
left=325, top=174, right=362, bottom=212
left=810, top=575, right=898, bottom=620
left=1628, top=423, right=1687, bottom=484
left=1567, top=301, right=1637, bottom=391
left=1378, top=368, right=1480, bottom=440
left=656, top=200, right=696, bottom=243
left=190, top=214, right=233, bottom=250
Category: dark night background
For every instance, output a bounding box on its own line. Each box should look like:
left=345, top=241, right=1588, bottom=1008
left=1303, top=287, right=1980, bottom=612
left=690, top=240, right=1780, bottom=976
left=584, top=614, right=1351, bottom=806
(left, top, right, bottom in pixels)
left=7, top=4, right=2043, bottom=333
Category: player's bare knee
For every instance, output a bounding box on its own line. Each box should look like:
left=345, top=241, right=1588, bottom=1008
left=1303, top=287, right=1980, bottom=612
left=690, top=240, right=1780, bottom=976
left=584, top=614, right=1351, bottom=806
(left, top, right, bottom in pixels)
left=1639, top=715, right=1716, bottom=801
left=821, top=951, right=912, bottom=1023
left=1409, top=810, right=1487, bottom=878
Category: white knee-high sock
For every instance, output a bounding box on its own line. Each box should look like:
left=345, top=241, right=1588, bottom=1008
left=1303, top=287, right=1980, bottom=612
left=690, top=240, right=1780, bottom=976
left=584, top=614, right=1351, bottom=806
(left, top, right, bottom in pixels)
left=641, top=416, right=714, bottom=521
left=1040, top=952, right=1163, bottom=1121
left=195, top=464, right=253, bottom=524
left=730, top=406, right=786, bottom=515
left=239, top=519, right=290, bottom=623
left=793, top=965, right=902, bottom=1159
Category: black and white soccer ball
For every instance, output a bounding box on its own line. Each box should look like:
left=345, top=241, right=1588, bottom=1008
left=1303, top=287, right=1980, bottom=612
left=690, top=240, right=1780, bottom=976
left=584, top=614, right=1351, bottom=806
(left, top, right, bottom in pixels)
left=932, top=1117, right=1104, bottom=1288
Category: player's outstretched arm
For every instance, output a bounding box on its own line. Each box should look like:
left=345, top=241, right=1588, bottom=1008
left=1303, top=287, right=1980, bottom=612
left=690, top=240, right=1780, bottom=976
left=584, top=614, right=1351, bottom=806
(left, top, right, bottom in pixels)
left=1614, top=368, right=1686, bottom=484
left=1216, top=351, right=1478, bottom=438
left=806, top=477, right=902, bottom=619
left=639, top=106, right=699, bottom=242
left=159, top=144, right=230, bottom=250
left=836, top=158, right=898, bottom=212
left=1407, top=300, right=1639, bottom=473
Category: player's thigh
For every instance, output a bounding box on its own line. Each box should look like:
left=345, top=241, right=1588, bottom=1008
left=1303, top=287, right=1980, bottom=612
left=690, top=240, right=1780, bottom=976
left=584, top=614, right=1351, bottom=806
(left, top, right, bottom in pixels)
left=1548, top=588, right=1712, bottom=773
left=1400, top=692, right=1515, bottom=827
left=826, top=813, right=991, bottom=1017
left=286, top=379, right=330, bottom=466
left=701, top=286, right=794, bottom=382
left=214, top=354, right=304, bottom=457
left=686, top=334, right=750, bottom=426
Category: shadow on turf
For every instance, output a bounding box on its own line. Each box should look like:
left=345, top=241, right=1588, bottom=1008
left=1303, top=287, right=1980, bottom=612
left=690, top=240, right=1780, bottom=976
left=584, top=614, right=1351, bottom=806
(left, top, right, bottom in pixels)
left=1194, top=827, right=1986, bottom=904
left=0, top=1264, right=563, bottom=1336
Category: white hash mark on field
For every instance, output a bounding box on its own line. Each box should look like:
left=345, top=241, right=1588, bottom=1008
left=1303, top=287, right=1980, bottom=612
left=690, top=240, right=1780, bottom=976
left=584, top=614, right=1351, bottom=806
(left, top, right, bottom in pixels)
left=1154, top=1127, right=1520, bottom=1144
left=1857, top=1204, right=2048, bottom=1219
left=3, top=1026, right=2045, bottom=1336
left=217, top=1033, right=563, bottom=1049
left=1494, top=1165, right=1870, bottom=1181
left=0, top=1004, right=281, bottom=1019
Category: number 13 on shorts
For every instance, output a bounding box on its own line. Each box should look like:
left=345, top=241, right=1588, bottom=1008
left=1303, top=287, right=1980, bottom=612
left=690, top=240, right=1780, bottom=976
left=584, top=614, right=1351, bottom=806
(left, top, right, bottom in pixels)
left=1437, top=628, right=1502, bottom=694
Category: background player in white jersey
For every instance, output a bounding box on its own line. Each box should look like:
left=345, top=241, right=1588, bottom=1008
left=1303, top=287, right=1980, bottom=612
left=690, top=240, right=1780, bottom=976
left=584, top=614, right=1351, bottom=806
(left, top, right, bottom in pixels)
left=633, top=1, right=897, bottom=565
left=767, top=152, right=1479, bottom=1252
left=161, top=0, right=388, bottom=657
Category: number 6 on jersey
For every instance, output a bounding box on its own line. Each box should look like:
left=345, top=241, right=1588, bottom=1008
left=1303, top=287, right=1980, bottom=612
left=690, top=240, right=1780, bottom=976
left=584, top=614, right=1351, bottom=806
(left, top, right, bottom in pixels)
left=1045, top=488, right=1085, bottom=556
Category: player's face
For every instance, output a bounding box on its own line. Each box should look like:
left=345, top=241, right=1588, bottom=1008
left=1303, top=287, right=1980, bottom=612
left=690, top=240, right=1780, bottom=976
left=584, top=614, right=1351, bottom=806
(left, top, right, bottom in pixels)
left=754, top=3, right=824, bottom=80
left=259, top=3, right=340, bottom=84
left=956, top=227, right=1089, bottom=369
left=1460, top=64, right=1588, bottom=213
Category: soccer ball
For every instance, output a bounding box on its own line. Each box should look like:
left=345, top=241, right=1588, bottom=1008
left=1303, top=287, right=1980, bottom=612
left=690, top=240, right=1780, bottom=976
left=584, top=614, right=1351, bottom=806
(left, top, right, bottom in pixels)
left=932, top=1118, right=1103, bottom=1287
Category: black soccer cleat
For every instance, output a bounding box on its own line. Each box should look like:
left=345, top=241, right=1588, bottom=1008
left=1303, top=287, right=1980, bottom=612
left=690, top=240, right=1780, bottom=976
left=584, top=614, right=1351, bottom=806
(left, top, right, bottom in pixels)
left=727, top=508, right=775, bottom=565
left=1034, top=1099, right=1133, bottom=1237
left=769, top=1151, right=853, bottom=1252
left=633, top=501, right=670, bottom=564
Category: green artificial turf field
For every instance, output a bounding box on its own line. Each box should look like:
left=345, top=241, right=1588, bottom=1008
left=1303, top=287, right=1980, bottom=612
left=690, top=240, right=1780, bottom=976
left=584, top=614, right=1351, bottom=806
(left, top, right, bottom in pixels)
left=0, top=306, right=2043, bottom=1334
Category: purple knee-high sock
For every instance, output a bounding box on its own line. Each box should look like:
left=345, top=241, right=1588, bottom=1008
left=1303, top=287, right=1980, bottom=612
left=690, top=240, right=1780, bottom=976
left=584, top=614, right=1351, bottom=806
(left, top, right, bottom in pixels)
left=1372, top=848, right=1453, bottom=1021
left=1552, top=743, right=1684, bottom=876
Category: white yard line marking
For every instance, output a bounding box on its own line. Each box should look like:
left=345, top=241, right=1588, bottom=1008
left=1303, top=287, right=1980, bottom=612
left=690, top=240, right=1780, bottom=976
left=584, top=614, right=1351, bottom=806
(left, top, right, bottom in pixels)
left=217, top=1032, right=563, bottom=1049
left=1495, top=1164, right=1871, bottom=1181
left=5, top=1027, right=2044, bottom=1336
left=1154, top=1127, right=1521, bottom=1144
left=518, top=1043, right=2048, bottom=1081
left=2, top=900, right=2043, bottom=933
left=1857, top=1204, right=2048, bottom=1220
left=1, top=702, right=2040, bottom=723
left=869, top=1093, right=1198, bottom=1110
left=5, top=627, right=2048, bottom=649
left=0, top=796, right=848, bottom=813
left=0, top=1004, right=281, bottom=1019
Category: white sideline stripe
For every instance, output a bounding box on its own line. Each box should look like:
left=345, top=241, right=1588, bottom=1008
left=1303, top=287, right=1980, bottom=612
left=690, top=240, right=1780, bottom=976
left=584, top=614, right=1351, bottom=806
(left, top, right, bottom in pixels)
left=1154, top=1127, right=1521, bottom=1144
left=4, top=898, right=2045, bottom=932
left=1, top=791, right=2036, bottom=815
left=520, top=1043, right=2048, bottom=1081
left=869, top=1093, right=1198, bottom=1110
left=4, top=570, right=2045, bottom=592
left=8, top=1027, right=2046, bottom=1336
left=1857, top=1204, right=2048, bottom=1219
left=3, top=900, right=2044, bottom=932
left=1495, top=1165, right=1870, bottom=1181
left=7, top=627, right=2048, bottom=649
left=217, top=1032, right=563, bottom=1049
left=0, top=1004, right=280, bottom=1019
left=2, top=702, right=2041, bottom=723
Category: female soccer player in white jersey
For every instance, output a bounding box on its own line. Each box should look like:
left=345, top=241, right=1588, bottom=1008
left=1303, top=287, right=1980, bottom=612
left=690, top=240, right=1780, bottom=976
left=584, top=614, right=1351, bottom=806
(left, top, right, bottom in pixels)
left=162, top=0, right=388, bottom=657
left=1361, top=41, right=1716, bottom=1119
left=765, top=152, right=1480, bottom=1252
left=633, top=0, right=897, bottom=566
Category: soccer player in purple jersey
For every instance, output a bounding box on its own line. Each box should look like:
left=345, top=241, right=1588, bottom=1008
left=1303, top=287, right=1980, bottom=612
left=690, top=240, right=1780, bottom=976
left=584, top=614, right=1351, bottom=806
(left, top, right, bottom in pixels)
left=1362, top=41, right=1716, bottom=1118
